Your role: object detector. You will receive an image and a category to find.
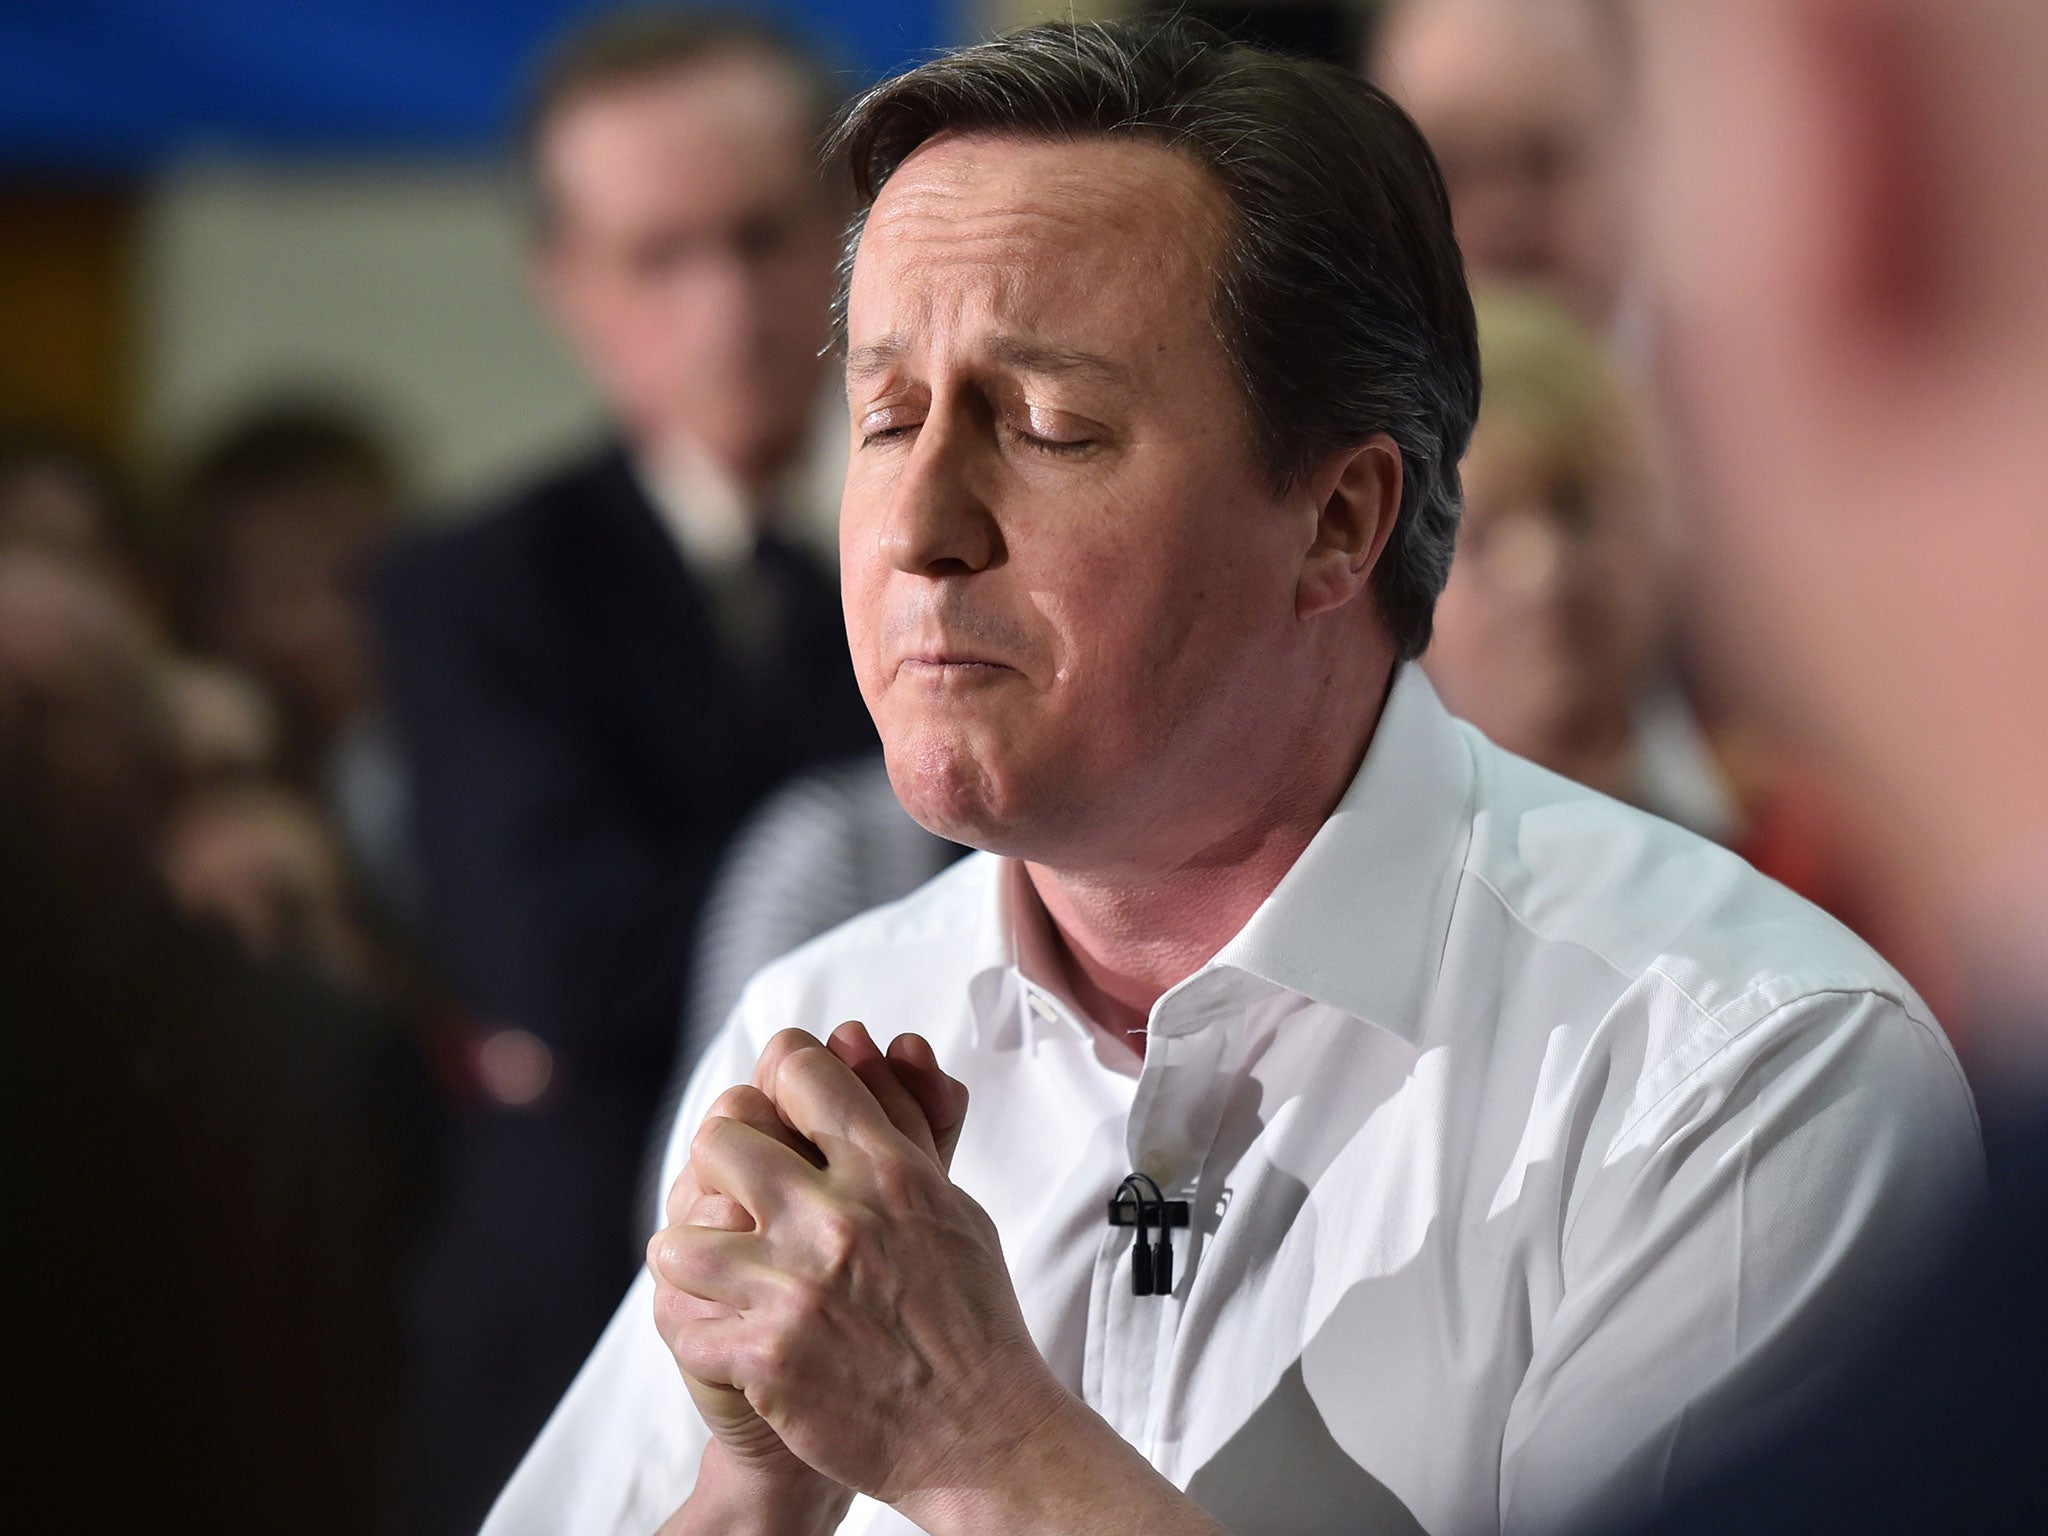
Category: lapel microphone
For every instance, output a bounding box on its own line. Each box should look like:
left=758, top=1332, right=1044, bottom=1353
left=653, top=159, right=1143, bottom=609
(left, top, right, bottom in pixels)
left=1108, top=1173, right=1191, bottom=1296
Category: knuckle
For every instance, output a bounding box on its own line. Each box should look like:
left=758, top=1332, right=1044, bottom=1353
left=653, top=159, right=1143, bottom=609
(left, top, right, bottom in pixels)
left=745, top=1296, right=812, bottom=1382
left=812, top=1208, right=867, bottom=1272
left=758, top=1027, right=823, bottom=1073
left=708, top=1084, right=759, bottom=1120
left=650, top=1277, right=694, bottom=1339
left=689, top=1112, right=735, bottom=1165
left=744, top=1329, right=795, bottom=1386
left=780, top=1041, right=836, bottom=1083
left=870, top=1151, right=927, bottom=1211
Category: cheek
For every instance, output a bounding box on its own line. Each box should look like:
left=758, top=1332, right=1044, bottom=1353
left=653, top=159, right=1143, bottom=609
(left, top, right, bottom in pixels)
left=1039, top=520, right=1275, bottom=734
left=1018, top=523, right=1179, bottom=696
left=837, top=527, right=886, bottom=684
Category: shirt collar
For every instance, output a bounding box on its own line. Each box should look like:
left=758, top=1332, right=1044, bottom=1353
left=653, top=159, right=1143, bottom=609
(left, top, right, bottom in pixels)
left=1206, top=663, right=1474, bottom=1044
left=963, top=664, right=1476, bottom=1049
left=633, top=445, right=763, bottom=576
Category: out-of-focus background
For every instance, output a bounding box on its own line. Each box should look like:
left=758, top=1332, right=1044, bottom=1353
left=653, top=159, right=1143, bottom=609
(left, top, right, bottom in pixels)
left=0, top=2, right=1968, bottom=1533
left=4, top=0, right=952, bottom=501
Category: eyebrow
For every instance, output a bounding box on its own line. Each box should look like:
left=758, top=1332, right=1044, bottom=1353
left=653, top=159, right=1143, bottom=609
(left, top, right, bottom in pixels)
left=844, top=334, right=1130, bottom=385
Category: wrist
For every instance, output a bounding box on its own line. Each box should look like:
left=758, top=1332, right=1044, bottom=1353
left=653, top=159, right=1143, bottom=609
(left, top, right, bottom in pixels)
left=897, top=1382, right=1215, bottom=1536
left=668, top=1439, right=853, bottom=1536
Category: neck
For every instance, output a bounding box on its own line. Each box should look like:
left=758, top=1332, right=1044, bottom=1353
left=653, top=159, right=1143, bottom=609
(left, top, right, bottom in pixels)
left=1026, top=662, right=1396, bottom=1051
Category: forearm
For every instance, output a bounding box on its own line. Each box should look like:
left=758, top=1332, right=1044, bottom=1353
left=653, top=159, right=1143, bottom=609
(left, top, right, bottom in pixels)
left=898, top=1390, right=1228, bottom=1536
left=659, top=1442, right=854, bottom=1536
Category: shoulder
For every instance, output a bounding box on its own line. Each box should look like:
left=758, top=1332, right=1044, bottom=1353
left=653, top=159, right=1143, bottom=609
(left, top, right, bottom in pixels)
left=1458, top=722, right=1933, bottom=1034
left=372, top=446, right=645, bottom=638
left=1447, top=727, right=1977, bottom=1162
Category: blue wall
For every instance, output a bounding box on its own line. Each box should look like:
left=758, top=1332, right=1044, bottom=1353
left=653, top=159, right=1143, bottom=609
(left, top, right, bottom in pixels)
left=0, top=2, right=950, bottom=171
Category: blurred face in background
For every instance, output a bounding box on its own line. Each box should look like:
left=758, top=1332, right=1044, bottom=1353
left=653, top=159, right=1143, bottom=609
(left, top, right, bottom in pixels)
left=533, top=49, right=842, bottom=491
left=1425, top=292, right=1669, bottom=793
left=0, top=550, right=168, bottom=861
left=0, top=452, right=113, bottom=564
left=1633, top=0, right=2048, bottom=929
left=194, top=471, right=391, bottom=766
left=1376, top=0, right=1631, bottom=323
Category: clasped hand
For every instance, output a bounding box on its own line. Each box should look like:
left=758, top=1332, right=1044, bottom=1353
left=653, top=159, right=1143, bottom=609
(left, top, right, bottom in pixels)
left=646, top=1021, right=1065, bottom=1521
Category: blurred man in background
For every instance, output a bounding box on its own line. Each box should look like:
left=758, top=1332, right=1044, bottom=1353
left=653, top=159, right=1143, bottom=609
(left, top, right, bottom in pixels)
left=372, top=9, right=874, bottom=1528
left=1371, top=0, right=1634, bottom=327
left=1618, top=0, right=2048, bottom=1527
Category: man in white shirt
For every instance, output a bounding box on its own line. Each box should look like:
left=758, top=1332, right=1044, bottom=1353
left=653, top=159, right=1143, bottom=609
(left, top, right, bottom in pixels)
left=484, top=17, right=1980, bottom=1536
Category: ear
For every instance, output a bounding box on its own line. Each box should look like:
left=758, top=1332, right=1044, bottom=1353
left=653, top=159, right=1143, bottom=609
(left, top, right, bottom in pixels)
left=1296, top=435, right=1403, bottom=620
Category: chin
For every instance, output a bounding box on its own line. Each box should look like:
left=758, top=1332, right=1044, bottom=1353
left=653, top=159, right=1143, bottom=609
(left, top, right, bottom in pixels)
left=881, top=727, right=1044, bottom=856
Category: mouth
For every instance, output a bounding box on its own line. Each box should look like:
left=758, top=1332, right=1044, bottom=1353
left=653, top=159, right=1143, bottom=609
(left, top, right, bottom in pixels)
left=896, top=652, right=1018, bottom=683
left=901, top=654, right=1012, bottom=671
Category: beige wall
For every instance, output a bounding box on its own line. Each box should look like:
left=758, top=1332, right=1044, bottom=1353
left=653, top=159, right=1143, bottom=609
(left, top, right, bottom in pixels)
left=135, top=157, right=605, bottom=513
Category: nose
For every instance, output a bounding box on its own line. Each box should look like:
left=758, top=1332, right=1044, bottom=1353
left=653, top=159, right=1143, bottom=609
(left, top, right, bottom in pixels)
left=877, top=412, right=1002, bottom=578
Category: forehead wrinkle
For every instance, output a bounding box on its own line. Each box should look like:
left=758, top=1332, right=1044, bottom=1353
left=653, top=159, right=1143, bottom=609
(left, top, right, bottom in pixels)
left=879, top=171, right=1215, bottom=270
left=848, top=136, right=1238, bottom=401
left=871, top=199, right=1216, bottom=312
left=845, top=331, right=1127, bottom=393
left=867, top=132, right=1230, bottom=283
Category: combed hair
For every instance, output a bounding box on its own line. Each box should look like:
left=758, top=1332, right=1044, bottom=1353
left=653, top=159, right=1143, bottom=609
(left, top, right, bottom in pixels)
left=828, top=15, right=1480, bottom=658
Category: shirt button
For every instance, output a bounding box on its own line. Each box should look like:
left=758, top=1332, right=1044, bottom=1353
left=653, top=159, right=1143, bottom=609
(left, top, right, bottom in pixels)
left=1140, top=1152, right=1177, bottom=1188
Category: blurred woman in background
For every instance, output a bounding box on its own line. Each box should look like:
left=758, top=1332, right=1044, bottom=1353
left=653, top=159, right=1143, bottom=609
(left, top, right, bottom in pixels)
left=1429, top=288, right=1959, bottom=1028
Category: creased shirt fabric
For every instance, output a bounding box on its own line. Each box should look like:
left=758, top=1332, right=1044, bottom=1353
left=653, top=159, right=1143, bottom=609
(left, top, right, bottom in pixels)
left=482, top=665, right=1981, bottom=1536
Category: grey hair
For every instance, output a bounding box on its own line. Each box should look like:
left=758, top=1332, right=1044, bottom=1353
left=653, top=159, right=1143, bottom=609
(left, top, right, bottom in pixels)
left=826, top=14, right=1480, bottom=658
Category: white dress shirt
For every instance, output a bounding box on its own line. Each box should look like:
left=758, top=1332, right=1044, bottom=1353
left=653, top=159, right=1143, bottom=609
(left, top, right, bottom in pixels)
left=483, top=666, right=1981, bottom=1536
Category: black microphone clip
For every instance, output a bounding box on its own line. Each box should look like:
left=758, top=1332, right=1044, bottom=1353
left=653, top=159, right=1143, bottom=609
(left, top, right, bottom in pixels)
left=1108, top=1173, right=1191, bottom=1296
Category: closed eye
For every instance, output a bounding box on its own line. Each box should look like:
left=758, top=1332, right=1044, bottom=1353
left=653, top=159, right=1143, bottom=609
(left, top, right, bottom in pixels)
left=1019, top=432, right=1096, bottom=456
left=857, top=407, right=922, bottom=448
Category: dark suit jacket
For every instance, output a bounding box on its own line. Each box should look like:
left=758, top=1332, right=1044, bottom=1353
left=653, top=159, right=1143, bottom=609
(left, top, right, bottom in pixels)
left=373, top=444, right=873, bottom=1533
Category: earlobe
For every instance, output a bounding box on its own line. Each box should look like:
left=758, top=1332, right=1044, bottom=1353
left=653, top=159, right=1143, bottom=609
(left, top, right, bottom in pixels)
left=1296, top=436, right=1403, bottom=620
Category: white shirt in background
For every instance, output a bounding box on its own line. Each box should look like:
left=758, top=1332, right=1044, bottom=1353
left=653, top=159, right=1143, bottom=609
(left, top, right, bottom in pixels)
left=483, top=665, right=1981, bottom=1536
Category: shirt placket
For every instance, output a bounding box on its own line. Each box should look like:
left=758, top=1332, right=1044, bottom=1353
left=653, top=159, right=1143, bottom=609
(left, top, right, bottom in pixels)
left=1081, top=973, right=1246, bottom=1459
